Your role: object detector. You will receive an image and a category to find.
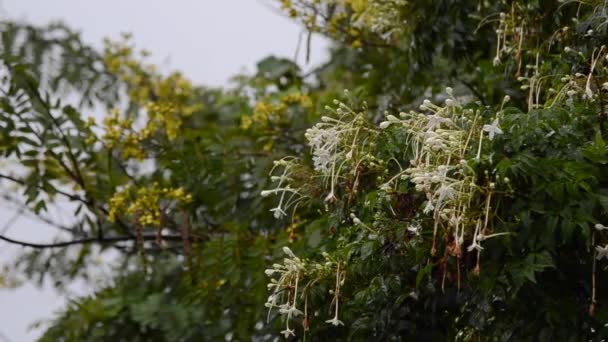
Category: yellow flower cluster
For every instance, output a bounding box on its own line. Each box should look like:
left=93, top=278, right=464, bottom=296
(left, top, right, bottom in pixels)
left=98, top=107, right=147, bottom=159
left=101, top=109, right=131, bottom=149
left=108, top=183, right=193, bottom=227
left=100, top=36, right=202, bottom=160
left=241, top=92, right=312, bottom=130
left=278, top=0, right=405, bottom=45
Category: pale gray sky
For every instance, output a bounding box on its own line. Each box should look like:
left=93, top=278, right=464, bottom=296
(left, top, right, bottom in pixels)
left=0, top=1, right=329, bottom=340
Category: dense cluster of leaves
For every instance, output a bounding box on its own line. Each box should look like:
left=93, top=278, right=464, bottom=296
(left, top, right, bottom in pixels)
left=2, top=0, right=608, bottom=341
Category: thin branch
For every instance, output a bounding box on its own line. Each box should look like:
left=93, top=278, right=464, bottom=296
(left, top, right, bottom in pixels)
left=0, top=173, right=89, bottom=204
left=0, top=206, right=24, bottom=235
left=1, top=193, right=83, bottom=234
left=0, top=232, right=183, bottom=249
left=0, top=172, right=134, bottom=237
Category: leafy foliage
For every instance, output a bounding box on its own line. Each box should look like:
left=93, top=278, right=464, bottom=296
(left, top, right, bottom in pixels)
left=2, top=1, right=608, bottom=341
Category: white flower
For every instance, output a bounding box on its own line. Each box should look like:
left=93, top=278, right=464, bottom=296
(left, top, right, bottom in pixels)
left=282, top=246, right=296, bottom=258
left=268, top=293, right=278, bottom=301
left=280, top=328, right=295, bottom=338
left=596, top=245, right=608, bottom=260
left=325, top=316, right=345, bottom=326
left=467, top=239, right=484, bottom=252
left=595, top=223, right=608, bottom=231
left=379, top=121, right=392, bottom=129
left=407, top=223, right=420, bottom=235
left=324, top=191, right=337, bottom=202
left=279, top=305, right=303, bottom=317
left=423, top=200, right=435, bottom=214
left=306, top=126, right=339, bottom=150
left=493, top=56, right=502, bottom=66
left=305, top=126, right=324, bottom=148
left=436, top=184, right=456, bottom=206
left=482, top=118, right=503, bottom=140
left=323, top=129, right=340, bottom=148
left=271, top=207, right=287, bottom=219
left=585, top=83, right=593, bottom=99
left=312, top=148, right=333, bottom=173
left=424, top=115, right=451, bottom=131
left=379, top=183, right=391, bottom=192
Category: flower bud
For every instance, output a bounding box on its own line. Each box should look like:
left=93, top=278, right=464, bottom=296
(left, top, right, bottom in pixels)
left=283, top=246, right=296, bottom=258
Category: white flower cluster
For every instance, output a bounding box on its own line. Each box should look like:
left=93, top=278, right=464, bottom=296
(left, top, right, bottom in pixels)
left=304, top=103, right=361, bottom=174
left=349, top=0, right=409, bottom=42
left=263, top=94, right=375, bottom=218
left=265, top=247, right=306, bottom=338
left=379, top=89, right=508, bottom=257
left=595, top=223, right=608, bottom=261
left=265, top=247, right=344, bottom=338
left=261, top=157, right=305, bottom=219
left=306, top=125, right=339, bottom=174
left=304, top=97, right=373, bottom=203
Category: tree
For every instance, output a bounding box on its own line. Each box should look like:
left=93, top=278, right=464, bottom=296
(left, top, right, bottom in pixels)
left=1, top=0, right=608, bottom=340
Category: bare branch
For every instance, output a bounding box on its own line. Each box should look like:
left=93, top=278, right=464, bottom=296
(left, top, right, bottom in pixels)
left=0, top=232, right=183, bottom=249
left=0, top=173, right=89, bottom=204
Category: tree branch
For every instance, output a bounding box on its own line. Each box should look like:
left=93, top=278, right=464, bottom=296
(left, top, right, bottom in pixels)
left=0, top=173, right=89, bottom=204
left=0, top=232, right=183, bottom=249
left=0, top=172, right=135, bottom=238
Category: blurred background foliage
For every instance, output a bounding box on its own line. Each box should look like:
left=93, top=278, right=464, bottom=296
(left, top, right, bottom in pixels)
left=1, top=0, right=608, bottom=340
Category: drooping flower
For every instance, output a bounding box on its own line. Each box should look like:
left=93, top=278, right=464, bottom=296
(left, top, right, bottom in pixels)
left=280, top=328, right=295, bottom=338
left=467, top=221, right=484, bottom=252
left=279, top=305, right=303, bottom=317
left=493, top=56, right=502, bottom=66
left=596, top=244, right=608, bottom=260
left=270, top=207, right=287, bottom=219
left=325, top=316, right=345, bottom=326
left=467, top=239, right=484, bottom=252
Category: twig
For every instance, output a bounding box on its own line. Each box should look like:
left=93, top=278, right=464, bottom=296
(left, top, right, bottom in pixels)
left=0, top=232, right=183, bottom=249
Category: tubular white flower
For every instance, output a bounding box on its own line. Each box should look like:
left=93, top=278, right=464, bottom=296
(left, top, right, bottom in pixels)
left=595, top=223, right=608, bottom=231
left=282, top=246, right=296, bottom=258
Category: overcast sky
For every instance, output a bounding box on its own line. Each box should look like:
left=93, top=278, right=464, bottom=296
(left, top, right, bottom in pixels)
left=0, top=1, right=329, bottom=340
